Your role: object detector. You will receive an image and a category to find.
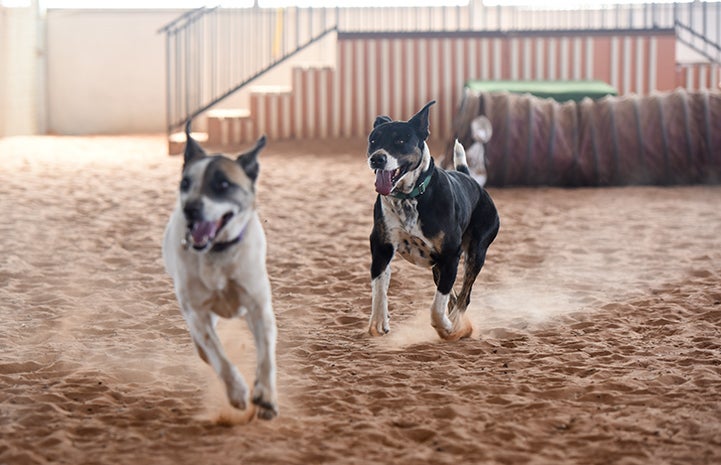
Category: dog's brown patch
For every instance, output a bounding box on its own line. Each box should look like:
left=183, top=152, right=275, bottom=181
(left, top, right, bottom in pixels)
left=209, top=157, right=254, bottom=193
left=206, top=281, right=245, bottom=319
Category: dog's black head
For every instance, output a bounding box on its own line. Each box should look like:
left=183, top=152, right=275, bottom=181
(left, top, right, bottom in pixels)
left=180, top=120, right=266, bottom=251
left=367, top=101, right=435, bottom=196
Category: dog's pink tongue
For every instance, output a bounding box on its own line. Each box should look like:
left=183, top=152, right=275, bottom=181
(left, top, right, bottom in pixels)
left=190, top=221, right=218, bottom=246
left=375, top=170, right=393, bottom=195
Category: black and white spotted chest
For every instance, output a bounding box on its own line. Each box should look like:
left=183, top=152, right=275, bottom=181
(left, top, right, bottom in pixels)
left=381, top=198, right=435, bottom=267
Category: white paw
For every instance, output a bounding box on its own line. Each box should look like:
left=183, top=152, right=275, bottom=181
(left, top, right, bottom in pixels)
left=368, top=314, right=390, bottom=336
left=431, top=315, right=453, bottom=336
left=433, top=313, right=473, bottom=341
left=225, top=371, right=249, bottom=410
left=252, top=379, right=278, bottom=420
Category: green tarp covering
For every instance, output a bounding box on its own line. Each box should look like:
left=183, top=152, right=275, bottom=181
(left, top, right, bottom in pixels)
left=464, top=80, right=618, bottom=102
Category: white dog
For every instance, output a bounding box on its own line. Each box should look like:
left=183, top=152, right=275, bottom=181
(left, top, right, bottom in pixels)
left=162, top=123, right=277, bottom=420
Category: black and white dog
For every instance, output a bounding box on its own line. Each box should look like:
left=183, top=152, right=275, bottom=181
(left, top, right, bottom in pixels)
left=367, top=101, right=499, bottom=340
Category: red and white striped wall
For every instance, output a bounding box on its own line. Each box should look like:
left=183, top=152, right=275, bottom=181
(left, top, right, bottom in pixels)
left=676, top=62, right=721, bottom=91
left=292, top=67, right=335, bottom=139
left=252, top=86, right=294, bottom=140
left=207, top=29, right=699, bottom=146
left=320, top=30, right=678, bottom=141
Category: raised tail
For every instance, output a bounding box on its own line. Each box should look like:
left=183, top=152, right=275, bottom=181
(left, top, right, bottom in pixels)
left=453, top=139, right=470, bottom=176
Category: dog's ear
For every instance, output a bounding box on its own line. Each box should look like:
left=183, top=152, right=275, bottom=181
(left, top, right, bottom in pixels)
left=236, top=134, right=266, bottom=183
left=183, top=119, right=206, bottom=166
left=373, top=115, right=392, bottom=128
left=408, top=100, right=436, bottom=140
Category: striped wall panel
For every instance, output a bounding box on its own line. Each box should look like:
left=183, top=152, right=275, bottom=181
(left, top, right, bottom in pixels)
left=676, top=63, right=721, bottom=91
left=219, top=30, right=700, bottom=145
left=327, top=31, right=678, bottom=141
left=252, top=89, right=293, bottom=140
left=291, top=67, right=335, bottom=139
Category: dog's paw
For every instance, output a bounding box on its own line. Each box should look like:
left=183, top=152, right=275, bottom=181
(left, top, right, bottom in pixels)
left=225, top=375, right=249, bottom=411
left=253, top=397, right=278, bottom=421
left=227, top=389, right=248, bottom=411
left=368, top=324, right=390, bottom=336
left=442, top=325, right=473, bottom=341
left=437, top=313, right=473, bottom=341
left=431, top=314, right=453, bottom=337
left=228, top=397, right=247, bottom=411
left=252, top=381, right=278, bottom=421
left=432, top=326, right=451, bottom=340
left=368, top=315, right=390, bottom=336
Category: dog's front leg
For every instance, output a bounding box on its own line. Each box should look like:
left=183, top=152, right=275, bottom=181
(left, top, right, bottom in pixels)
left=244, top=291, right=278, bottom=420
left=369, top=240, right=394, bottom=336
left=180, top=301, right=249, bottom=410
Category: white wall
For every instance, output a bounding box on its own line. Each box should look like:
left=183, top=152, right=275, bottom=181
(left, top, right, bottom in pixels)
left=0, top=8, right=6, bottom=136
left=44, top=8, right=335, bottom=135
left=677, top=41, right=710, bottom=64
left=46, top=9, right=179, bottom=134
left=0, top=6, right=38, bottom=137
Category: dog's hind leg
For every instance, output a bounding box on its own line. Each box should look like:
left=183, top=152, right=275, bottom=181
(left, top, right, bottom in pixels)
left=180, top=301, right=249, bottom=410
left=243, top=291, right=279, bottom=420
left=450, top=246, right=487, bottom=333
left=452, top=205, right=499, bottom=334
left=454, top=234, right=491, bottom=312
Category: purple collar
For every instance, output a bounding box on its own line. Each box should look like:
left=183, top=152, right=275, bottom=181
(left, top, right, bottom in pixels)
left=211, top=223, right=247, bottom=252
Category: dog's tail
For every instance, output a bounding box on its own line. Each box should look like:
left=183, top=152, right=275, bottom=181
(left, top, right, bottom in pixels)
left=453, top=139, right=470, bottom=176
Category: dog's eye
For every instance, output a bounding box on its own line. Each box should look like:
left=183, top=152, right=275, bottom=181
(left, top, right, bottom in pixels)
left=395, top=139, right=405, bottom=146
left=213, top=179, right=231, bottom=193
left=180, top=177, right=191, bottom=191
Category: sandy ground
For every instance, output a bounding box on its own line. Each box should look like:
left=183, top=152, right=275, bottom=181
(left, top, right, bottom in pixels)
left=1, top=135, right=720, bottom=465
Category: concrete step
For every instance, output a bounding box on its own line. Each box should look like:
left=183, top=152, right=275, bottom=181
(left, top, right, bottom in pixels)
left=206, top=108, right=254, bottom=149
left=250, top=85, right=292, bottom=94
left=206, top=85, right=295, bottom=147
left=181, top=66, right=335, bottom=153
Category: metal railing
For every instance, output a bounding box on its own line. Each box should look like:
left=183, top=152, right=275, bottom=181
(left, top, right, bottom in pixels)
left=159, top=2, right=721, bottom=136
left=674, top=1, right=721, bottom=64
left=159, top=6, right=338, bottom=133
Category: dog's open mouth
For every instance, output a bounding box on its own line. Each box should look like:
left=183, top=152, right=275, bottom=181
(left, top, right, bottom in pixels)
left=375, top=167, right=407, bottom=195
left=188, top=212, right=233, bottom=250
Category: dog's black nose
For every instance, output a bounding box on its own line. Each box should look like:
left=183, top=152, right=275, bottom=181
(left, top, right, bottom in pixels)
left=369, top=153, right=387, bottom=169
left=183, top=201, right=203, bottom=222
